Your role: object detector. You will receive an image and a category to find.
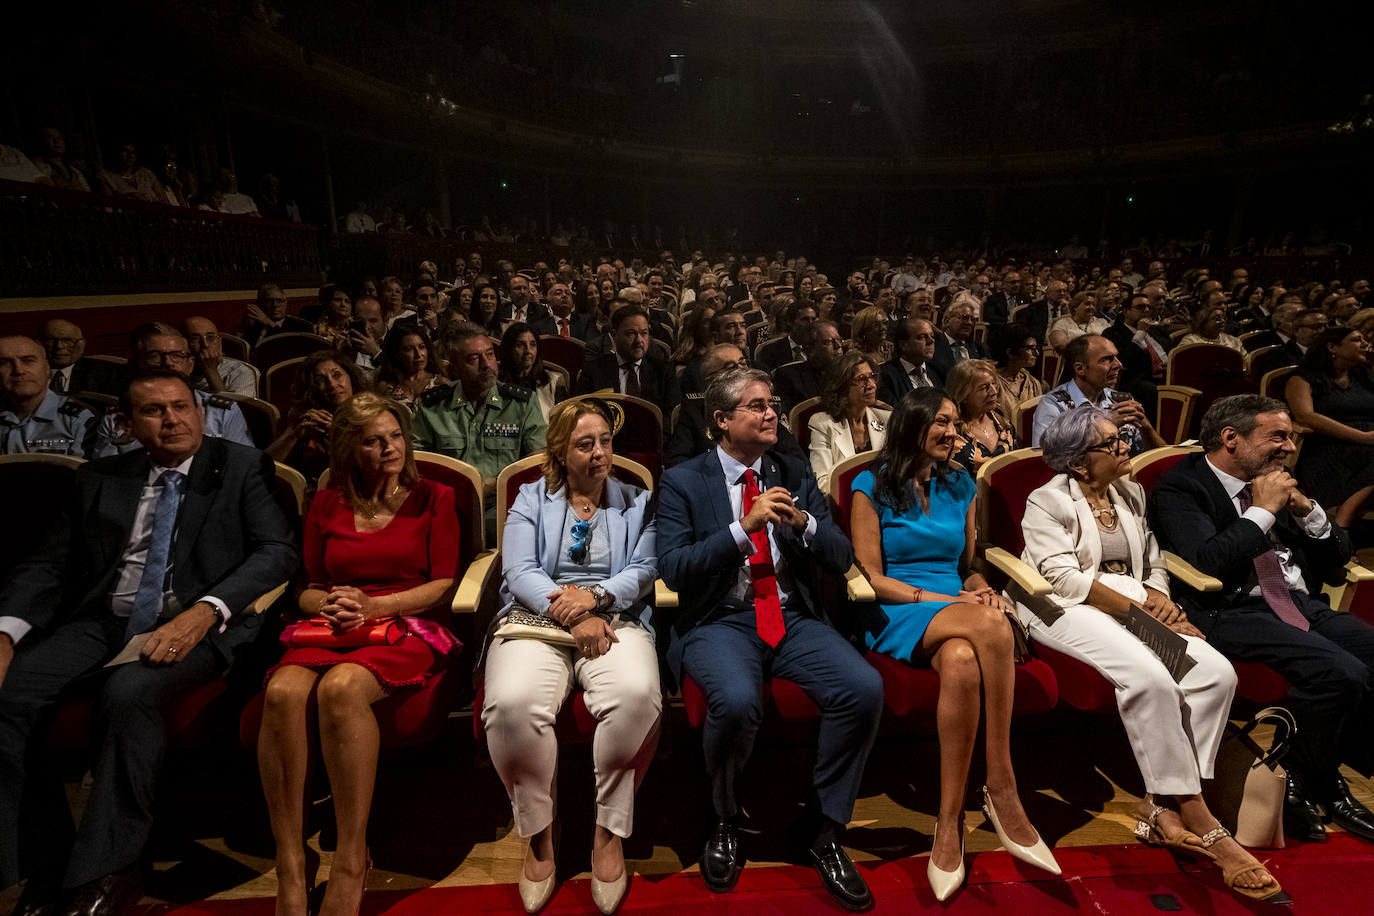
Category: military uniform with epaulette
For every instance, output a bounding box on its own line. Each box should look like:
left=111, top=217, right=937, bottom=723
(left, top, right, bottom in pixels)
left=93, top=390, right=255, bottom=457
left=0, top=390, right=97, bottom=457
left=411, top=380, right=547, bottom=480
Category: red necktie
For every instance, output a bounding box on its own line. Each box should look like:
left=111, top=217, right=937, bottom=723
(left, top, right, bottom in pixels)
left=1146, top=338, right=1164, bottom=377
left=1238, top=485, right=1311, bottom=631
left=741, top=469, right=786, bottom=647
left=559, top=317, right=570, bottom=339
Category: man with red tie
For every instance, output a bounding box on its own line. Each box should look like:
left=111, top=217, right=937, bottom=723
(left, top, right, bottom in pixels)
left=531, top=282, right=592, bottom=341
left=657, top=366, right=882, bottom=911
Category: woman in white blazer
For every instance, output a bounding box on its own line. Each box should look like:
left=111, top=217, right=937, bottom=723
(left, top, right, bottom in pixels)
left=482, top=399, right=660, bottom=914
left=1020, top=408, right=1282, bottom=904
left=808, top=350, right=890, bottom=493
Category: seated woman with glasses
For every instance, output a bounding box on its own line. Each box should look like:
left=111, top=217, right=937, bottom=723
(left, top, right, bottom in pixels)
left=267, top=350, right=366, bottom=482
left=1179, top=303, right=1244, bottom=353
left=991, top=323, right=1044, bottom=424
left=808, top=350, right=890, bottom=494
left=481, top=399, right=660, bottom=915
left=1019, top=408, right=1280, bottom=904
left=258, top=393, right=461, bottom=916
left=946, top=359, right=1016, bottom=471
left=850, top=388, right=1060, bottom=902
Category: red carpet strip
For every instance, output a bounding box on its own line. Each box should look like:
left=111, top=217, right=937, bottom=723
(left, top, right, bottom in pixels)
left=144, top=834, right=1374, bottom=914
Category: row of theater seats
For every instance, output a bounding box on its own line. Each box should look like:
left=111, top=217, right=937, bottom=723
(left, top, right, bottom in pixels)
left=8, top=440, right=1372, bottom=762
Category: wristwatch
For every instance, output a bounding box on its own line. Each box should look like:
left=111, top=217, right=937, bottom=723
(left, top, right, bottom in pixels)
left=588, top=584, right=613, bottom=612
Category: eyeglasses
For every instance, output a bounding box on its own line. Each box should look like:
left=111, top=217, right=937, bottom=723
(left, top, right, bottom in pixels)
left=569, top=520, right=591, bottom=564
left=731, top=399, right=775, bottom=416
left=851, top=373, right=878, bottom=388
left=144, top=350, right=191, bottom=364
left=1086, top=435, right=1125, bottom=454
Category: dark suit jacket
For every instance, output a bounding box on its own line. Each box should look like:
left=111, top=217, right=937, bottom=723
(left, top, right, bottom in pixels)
left=876, top=358, right=942, bottom=407
left=1283, top=339, right=1306, bottom=365
left=754, top=337, right=804, bottom=375
left=66, top=359, right=126, bottom=398
left=498, top=302, right=550, bottom=326
left=531, top=313, right=594, bottom=341
left=1149, top=452, right=1352, bottom=633
left=981, top=291, right=1021, bottom=327
left=1103, top=319, right=1161, bottom=408
left=1, top=437, right=299, bottom=660
left=930, top=334, right=988, bottom=381
left=774, top=360, right=822, bottom=416
left=665, top=397, right=805, bottom=468
left=577, top=353, right=678, bottom=408
left=1020, top=300, right=1053, bottom=347
left=657, top=446, right=855, bottom=678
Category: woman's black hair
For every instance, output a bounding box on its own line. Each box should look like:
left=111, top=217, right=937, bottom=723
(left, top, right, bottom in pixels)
left=1298, top=325, right=1370, bottom=395
left=376, top=322, right=441, bottom=386
left=497, top=321, right=551, bottom=388
left=871, top=387, right=956, bottom=514
left=989, top=322, right=1035, bottom=365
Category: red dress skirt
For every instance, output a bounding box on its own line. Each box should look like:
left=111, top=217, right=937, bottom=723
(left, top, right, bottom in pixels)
left=268, top=479, right=460, bottom=690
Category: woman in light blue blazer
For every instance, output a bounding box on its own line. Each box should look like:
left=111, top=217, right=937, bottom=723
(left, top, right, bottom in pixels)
left=482, top=399, right=660, bottom=915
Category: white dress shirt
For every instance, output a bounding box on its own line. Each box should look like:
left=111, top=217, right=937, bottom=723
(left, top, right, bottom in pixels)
left=716, top=446, right=816, bottom=609
left=1205, top=456, right=1332, bottom=596
left=617, top=358, right=644, bottom=394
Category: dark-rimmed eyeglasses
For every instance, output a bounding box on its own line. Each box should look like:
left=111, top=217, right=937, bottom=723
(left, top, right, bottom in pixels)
left=1086, top=435, right=1125, bottom=454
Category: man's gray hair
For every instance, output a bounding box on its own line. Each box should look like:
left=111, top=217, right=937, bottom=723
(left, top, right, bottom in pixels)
left=1040, top=405, right=1112, bottom=474
left=704, top=365, right=772, bottom=442
left=1200, top=394, right=1288, bottom=452
left=438, top=319, right=489, bottom=355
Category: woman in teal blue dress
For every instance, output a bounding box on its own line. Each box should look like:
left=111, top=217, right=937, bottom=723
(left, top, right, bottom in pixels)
left=850, top=387, right=1059, bottom=901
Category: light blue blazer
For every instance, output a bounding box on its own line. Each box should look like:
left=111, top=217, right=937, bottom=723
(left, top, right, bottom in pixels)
left=498, top=476, right=658, bottom=632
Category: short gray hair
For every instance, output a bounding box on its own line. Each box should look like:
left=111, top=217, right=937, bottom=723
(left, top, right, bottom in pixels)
left=438, top=319, right=488, bottom=355
left=1040, top=406, right=1112, bottom=474
left=1200, top=394, right=1287, bottom=452
left=704, top=365, right=772, bottom=442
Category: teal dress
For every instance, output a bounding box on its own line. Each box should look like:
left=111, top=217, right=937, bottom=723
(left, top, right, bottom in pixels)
left=852, top=467, right=976, bottom=662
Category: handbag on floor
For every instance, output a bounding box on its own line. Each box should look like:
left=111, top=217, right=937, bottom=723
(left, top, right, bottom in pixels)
left=1203, top=705, right=1295, bottom=849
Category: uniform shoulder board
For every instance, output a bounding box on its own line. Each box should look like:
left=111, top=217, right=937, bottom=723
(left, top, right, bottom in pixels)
left=1047, top=388, right=1074, bottom=407
left=207, top=394, right=235, bottom=410
left=419, top=383, right=452, bottom=406
left=58, top=398, right=90, bottom=417
left=498, top=382, right=533, bottom=402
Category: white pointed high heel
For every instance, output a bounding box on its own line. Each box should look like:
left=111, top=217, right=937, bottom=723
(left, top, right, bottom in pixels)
left=927, top=824, right=967, bottom=902
left=981, top=786, right=1061, bottom=876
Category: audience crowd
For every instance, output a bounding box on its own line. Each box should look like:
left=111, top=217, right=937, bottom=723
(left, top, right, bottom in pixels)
left=2, top=242, right=1374, bottom=915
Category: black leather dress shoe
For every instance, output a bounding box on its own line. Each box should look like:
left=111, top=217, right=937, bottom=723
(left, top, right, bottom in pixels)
left=59, top=868, right=142, bottom=916
left=14, top=879, right=60, bottom=916
left=809, top=840, right=873, bottom=912
left=700, top=818, right=743, bottom=893
left=1326, top=776, right=1374, bottom=843
left=1284, top=773, right=1327, bottom=842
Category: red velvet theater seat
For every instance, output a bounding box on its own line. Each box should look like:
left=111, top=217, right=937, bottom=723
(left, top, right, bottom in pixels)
left=680, top=675, right=821, bottom=728
left=863, top=652, right=1058, bottom=720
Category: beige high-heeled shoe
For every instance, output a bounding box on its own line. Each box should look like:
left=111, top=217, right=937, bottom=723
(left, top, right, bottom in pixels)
left=981, top=786, right=1061, bottom=876
left=927, top=824, right=966, bottom=902
left=590, top=863, right=629, bottom=915
left=519, top=834, right=558, bottom=914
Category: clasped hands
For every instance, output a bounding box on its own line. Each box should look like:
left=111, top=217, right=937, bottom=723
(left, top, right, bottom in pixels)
left=1251, top=468, right=1314, bottom=518
left=1140, top=586, right=1204, bottom=638
left=956, top=584, right=1012, bottom=613
left=546, top=585, right=617, bottom=660
left=741, top=485, right=808, bottom=534
left=317, top=586, right=377, bottom=633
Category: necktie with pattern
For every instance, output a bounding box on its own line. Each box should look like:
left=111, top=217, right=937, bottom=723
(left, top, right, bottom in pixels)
left=126, top=470, right=185, bottom=640
left=1238, top=484, right=1311, bottom=631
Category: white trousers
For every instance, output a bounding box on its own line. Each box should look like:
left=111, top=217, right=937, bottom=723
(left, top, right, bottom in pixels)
left=1025, top=604, right=1237, bottom=796
left=481, top=620, right=662, bottom=838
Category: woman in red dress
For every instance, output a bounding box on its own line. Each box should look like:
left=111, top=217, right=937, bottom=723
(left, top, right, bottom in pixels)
left=257, top=392, right=460, bottom=916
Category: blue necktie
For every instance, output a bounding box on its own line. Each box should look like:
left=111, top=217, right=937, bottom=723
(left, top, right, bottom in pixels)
left=125, top=470, right=184, bottom=640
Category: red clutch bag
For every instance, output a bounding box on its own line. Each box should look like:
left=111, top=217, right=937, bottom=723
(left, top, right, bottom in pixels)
left=284, top=617, right=409, bottom=648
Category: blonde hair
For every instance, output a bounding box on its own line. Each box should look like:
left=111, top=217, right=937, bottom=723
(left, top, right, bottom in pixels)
left=850, top=306, right=888, bottom=350
left=542, top=399, right=614, bottom=491
left=945, top=358, right=1000, bottom=418
left=328, top=392, right=419, bottom=509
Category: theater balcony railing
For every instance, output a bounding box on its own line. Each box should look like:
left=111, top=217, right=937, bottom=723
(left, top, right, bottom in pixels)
left=0, top=179, right=322, bottom=298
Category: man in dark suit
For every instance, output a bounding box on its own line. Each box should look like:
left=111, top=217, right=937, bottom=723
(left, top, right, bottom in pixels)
left=1103, top=292, right=1171, bottom=413
left=1151, top=394, right=1374, bottom=844
left=577, top=304, right=676, bottom=407
left=774, top=320, right=842, bottom=417
left=753, top=300, right=818, bottom=376
left=1018, top=278, right=1069, bottom=350
left=38, top=319, right=124, bottom=398
left=497, top=274, right=548, bottom=329
left=530, top=282, right=594, bottom=341
left=981, top=269, right=1024, bottom=330
left=657, top=366, right=882, bottom=910
left=878, top=317, right=942, bottom=406
left=929, top=301, right=988, bottom=380
left=0, top=370, right=298, bottom=915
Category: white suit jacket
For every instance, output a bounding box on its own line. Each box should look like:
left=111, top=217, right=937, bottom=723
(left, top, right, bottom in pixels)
left=808, top=406, right=890, bottom=494
left=1019, top=473, right=1169, bottom=612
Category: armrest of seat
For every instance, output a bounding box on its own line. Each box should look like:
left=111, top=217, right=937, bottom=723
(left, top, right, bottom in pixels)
left=845, top=564, right=876, bottom=602
left=1346, top=561, right=1374, bottom=583
left=1162, top=550, right=1223, bottom=592
left=453, top=550, right=499, bottom=614
left=243, top=581, right=289, bottom=616
left=654, top=579, right=679, bottom=608
left=983, top=547, right=1052, bottom=597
